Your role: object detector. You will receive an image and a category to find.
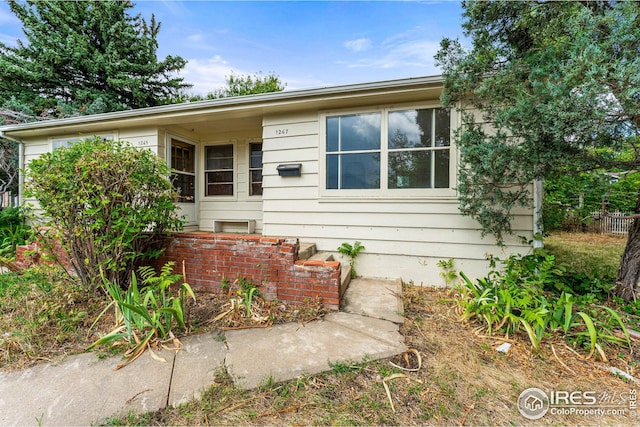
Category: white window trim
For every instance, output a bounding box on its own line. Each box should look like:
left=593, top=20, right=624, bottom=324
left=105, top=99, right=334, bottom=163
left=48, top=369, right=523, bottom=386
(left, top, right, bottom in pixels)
left=203, top=142, right=237, bottom=201
left=319, top=103, right=457, bottom=200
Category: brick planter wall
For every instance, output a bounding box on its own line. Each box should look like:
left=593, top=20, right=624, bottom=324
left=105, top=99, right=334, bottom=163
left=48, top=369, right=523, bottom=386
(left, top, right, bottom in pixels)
left=15, top=232, right=342, bottom=310
left=153, top=233, right=341, bottom=310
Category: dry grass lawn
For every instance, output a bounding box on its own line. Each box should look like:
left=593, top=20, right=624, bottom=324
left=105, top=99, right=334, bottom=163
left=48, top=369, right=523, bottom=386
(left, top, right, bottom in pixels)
left=109, top=284, right=640, bottom=426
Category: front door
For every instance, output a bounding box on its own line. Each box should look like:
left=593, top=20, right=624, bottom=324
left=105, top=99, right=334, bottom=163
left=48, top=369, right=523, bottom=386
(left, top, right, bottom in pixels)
left=170, top=138, right=197, bottom=226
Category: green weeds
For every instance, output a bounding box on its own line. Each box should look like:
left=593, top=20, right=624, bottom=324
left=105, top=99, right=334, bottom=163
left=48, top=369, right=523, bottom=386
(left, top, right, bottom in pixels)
left=338, top=241, right=365, bottom=279
left=88, top=262, right=195, bottom=368
left=451, top=251, right=630, bottom=356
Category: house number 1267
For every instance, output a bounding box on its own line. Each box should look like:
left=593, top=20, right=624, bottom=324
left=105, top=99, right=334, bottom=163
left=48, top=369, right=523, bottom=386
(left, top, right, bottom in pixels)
left=275, top=128, right=289, bottom=135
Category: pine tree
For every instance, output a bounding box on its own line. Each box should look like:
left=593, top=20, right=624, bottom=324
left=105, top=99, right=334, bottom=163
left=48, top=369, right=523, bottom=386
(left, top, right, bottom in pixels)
left=436, top=1, right=640, bottom=300
left=0, top=0, right=190, bottom=116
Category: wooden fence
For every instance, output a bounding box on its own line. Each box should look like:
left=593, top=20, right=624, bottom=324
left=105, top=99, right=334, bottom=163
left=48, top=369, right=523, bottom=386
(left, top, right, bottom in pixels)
left=0, top=192, right=18, bottom=209
left=592, top=211, right=634, bottom=235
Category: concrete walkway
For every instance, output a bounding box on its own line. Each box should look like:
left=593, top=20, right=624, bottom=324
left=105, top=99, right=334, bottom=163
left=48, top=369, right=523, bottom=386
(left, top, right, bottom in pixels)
left=0, top=278, right=406, bottom=426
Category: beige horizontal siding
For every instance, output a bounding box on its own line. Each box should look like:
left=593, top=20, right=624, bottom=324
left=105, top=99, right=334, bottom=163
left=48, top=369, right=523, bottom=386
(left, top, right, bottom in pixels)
left=261, top=107, right=534, bottom=273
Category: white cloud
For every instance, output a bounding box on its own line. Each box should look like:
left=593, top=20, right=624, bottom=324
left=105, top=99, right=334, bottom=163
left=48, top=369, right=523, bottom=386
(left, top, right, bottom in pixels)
left=344, top=38, right=372, bottom=52
left=337, top=26, right=443, bottom=75
left=178, top=55, right=248, bottom=96
left=187, top=33, right=204, bottom=43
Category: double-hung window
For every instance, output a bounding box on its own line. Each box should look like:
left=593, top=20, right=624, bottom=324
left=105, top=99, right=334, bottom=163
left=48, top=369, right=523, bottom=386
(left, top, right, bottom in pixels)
left=249, top=142, right=263, bottom=196
left=205, top=144, right=234, bottom=196
left=324, top=107, right=450, bottom=193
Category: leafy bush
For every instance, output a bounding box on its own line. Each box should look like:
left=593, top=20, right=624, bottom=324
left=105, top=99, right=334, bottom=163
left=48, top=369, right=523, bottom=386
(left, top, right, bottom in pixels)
left=452, top=253, right=630, bottom=356
left=89, top=262, right=195, bottom=368
left=0, top=207, right=31, bottom=258
left=0, top=207, right=22, bottom=227
left=25, top=137, right=184, bottom=290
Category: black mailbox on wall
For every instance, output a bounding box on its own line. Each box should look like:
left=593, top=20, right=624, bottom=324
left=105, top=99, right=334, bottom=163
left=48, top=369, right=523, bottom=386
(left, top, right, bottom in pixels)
left=277, top=163, right=302, bottom=177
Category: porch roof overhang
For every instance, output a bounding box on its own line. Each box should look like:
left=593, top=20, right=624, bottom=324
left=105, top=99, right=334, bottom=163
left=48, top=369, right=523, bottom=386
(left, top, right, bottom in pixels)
left=0, top=75, right=444, bottom=140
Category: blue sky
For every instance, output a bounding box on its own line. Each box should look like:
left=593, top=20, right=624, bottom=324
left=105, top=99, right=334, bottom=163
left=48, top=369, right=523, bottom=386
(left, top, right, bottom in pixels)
left=0, top=0, right=466, bottom=95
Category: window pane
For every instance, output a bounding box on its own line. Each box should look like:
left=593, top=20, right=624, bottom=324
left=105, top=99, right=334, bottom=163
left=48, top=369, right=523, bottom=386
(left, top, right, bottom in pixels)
left=250, top=143, right=263, bottom=168
left=205, top=147, right=235, bottom=197
left=341, top=114, right=381, bottom=151
left=172, top=140, right=195, bottom=173
left=341, top=152, right=380, bottom=189
left=207, top=171, right=233, bottom=183
left=388, top=109, right=433, bottom=149
left=434, top=149, right=450, bottom=188
left=327, top=113, right=381, bottom=152
left=206, top=145, right=233, bottom=170
left=251, top=183, right=263, bottom=196
left=388, top=151, right=431, bottom=189
left=434, top=108, right=450, bottom=147
left=326, top=154, right=338, bottom=189
left=251, top=169, right=263, bottom=182
left=326, top=117, right=339, bottom=152
left=171, top=173, right=195, bottom=203
left=207, top=183, right=233, bottom=196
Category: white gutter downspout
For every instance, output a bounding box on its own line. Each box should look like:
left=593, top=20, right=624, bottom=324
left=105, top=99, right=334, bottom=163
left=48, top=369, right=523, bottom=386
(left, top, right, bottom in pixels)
left=533, top=179, right=544, bottom=248
left=0, top=131, right=24, bottom=207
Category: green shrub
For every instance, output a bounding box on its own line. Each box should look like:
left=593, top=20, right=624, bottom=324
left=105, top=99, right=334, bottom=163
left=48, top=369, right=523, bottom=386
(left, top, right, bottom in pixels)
left=0, top=207, right=22, bottom=227
left=0, top=207, right=32, bottom=258
left=25, top=137, right=184, bottom=290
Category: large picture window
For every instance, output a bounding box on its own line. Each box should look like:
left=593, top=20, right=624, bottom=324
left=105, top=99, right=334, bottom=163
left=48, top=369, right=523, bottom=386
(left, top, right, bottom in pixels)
left=325, top=108, right=450, bottom=191
left=205, top=144, right=234, bottom=196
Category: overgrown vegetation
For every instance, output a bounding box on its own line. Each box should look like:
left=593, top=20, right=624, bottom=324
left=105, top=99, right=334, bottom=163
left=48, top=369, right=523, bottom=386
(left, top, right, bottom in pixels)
left=88, top=262, right=195, bottom=369
left=25, top=137, right=184, bottom=291
left=105, top=235, right=639, bottom=425
left=2, top=233, right=638, bottom=425
left=0, top=266, right=107, bottom=369
left=0, top=207, right=31, bottom=258
left=453, top=251, right=629, bottom=356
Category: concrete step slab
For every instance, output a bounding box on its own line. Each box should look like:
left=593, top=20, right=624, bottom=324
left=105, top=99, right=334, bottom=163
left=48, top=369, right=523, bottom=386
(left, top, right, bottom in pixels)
left=340, top=265, right=351, bottom=297
left=306, top=251, right=334, bottom=262
left=297, top=242, right=316, bottom=260
left=224, top=316, right=406, bottom=390
left=341, top=278, right=404, bottom=324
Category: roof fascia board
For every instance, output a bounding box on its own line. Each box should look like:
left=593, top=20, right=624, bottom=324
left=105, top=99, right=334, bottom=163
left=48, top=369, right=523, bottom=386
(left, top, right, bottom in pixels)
left=0, top=75, right=443, bottom=135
